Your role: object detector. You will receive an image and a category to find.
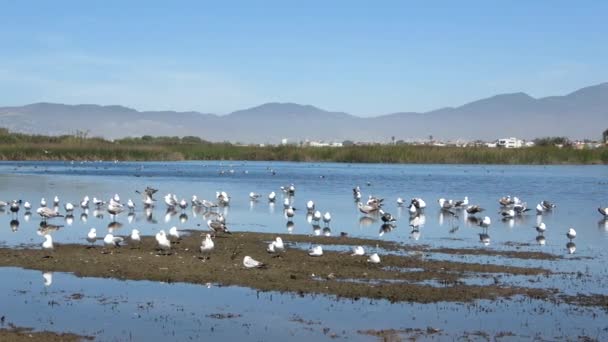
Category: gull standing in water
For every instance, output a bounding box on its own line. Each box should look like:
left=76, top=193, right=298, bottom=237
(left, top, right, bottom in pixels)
left=43, top=272, right=53, bottom=287
left=396, top=197, right=405, bottom=207
left=249, top=192, right=261, bottom=201
left=37, top=207, right=64, bottom=222
left=64, top=201, right=74, bottom=213
left=53, top=196, right=60, bottom=207
left=285, top=206, right=296, bottom=220
left=127, top=199, right=136, bottom=212
left=40, top=197, right=47, bottom=207
left=536, top=222, right=547, bottom=235
left=80, top=196, right=90, bottom=210
left=107, top=199, right=124, bottom=222
left=312, top=210, right=322, bottom=223
left=268, top=192, right=276, bottom=202
left=566, top=228, right=577, bottom=241
left=306, top=200, right=315, bottom=212
left=243, top=256, right=266, bottom=268
left=322, top=212, right=331, bottom=227
left=598, top=207, right=608, bottom=218
left=24, top=201, right=32, bottom=211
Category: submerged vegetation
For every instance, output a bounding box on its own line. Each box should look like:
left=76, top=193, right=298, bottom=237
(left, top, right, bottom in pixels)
left=0, top=129, right=606, bottom=164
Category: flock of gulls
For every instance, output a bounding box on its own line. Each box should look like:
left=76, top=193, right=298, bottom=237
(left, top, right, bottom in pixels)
left=1, top=183, right=606, bottom=269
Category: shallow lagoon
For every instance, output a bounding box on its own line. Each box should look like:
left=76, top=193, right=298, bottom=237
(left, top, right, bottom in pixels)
left=0, top=161, right=607, bottom=339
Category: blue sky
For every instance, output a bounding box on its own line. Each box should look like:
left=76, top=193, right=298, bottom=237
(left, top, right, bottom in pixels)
left=0, top=1, right=607, bottom=116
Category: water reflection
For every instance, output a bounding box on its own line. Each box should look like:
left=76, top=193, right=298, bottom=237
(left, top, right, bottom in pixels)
left=9, top=219, right=19, bottom=232
left=567, top=242, right=576, bottom=254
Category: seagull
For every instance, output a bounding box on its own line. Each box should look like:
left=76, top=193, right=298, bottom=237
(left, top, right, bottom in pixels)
left=308, top=245, right=323, bottom=257
left=36, top=207, right=64, bottom=222
left=465, top=205, right=484, bottom=215
left=64, top=202, right=74, bottom=213
left=249, top=192, right=261, bottom=201
left=351, top=245, right=365, bottom=256
left=283, top=198, right=291, bottom=209
left=80, top=196, right=89, bottom=209
left=155, top=230, right=171, bottom=254
left=86, top=228, right=97, bottom=247
left=322, top=212, right=331, bottom=226
left=216, top=191, right=230, bottom=206
left=536, top=203, right=546, bottom=214
left=501, top=209, right=516, bottom=219
left=107, top=200, right=124, bottom=221
left=42, top=234, right=54, bottom=252
left=306, top=200, right=315, bottom=212
left=164, top=194, right=177, bottom=208
left=130, top=229, right=141, bottom=246
left=598, top=207, right=608, bottom=217
left=169, top=226, right=180, bottom=240
left=201, top=199, right=218, bottom=210
left=93, top=197, right=105, bottom=207
left=540, top=200, right=556, bottom=210
left=243, top=256, right=266, bottom=268
left=367, top=253, right=381, bottom=264
left=24, top=201, right=32, bottom=211
left=127, top=199, right=136, bottom=212
left=280, top=184, right=296, bottom=196
left=273, top=237, right=284, bottom=250
left=40, top=197, right=47, bottom=207
left=480, top=216, right=491, bottom=228
left=312, top=210, right=322, bottom=223
left=191, top=195, right=204, bottom=207
left=411, top=198, right=426, bottom=209
left=268, top=192, right=276, bottom=202
left=103, top=233, right=123, bottom=248
left=9, top=200, right=21, bottom=215
left=536, top=222, right=547, bottom=234
left=454, top=196, right=469, bottom=208
left=566, top=228, right=576, bottom=240
left=53, top=195, right=60, bottom=207
left=207, top=219, right=231, bottom=235
left=396, top=197, right=405, bottom=207
left=179, top=199, right=188, bottom=210
left=438, top=198, right=453, bottom=210
left=200, top=234, right=214, bottom=253
left=113, top=193, right=121, bottom=203
left=285, top=206, right=296, bottom=220
left=379, top=209, right=396, bottom=223
left=358, top=202, right=377, bottom=215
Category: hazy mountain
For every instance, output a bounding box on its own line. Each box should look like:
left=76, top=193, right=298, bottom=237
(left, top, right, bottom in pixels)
left=1, top=83, right=607, bottom=143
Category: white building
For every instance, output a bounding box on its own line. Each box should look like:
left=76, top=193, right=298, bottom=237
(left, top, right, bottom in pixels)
left=497, top=137, right=523, bottom=149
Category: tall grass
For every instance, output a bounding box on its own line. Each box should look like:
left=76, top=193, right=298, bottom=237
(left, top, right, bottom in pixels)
left=0, top=130, right=606, bottom=164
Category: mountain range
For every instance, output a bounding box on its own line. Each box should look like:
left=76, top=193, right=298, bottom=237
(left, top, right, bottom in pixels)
left=1, top=83, right=607, bottom=143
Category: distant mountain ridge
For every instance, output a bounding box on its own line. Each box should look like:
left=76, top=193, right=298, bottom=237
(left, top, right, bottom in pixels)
left=1, top=83, right=607, bottom=143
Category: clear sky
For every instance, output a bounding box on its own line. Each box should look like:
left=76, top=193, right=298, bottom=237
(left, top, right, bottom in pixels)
left=0, top=0, right=607, bottom=116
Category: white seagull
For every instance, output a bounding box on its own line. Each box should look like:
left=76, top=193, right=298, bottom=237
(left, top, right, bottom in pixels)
left=306, top=200, right=315, bottom=212
left=308, top=245, right=323, bottom=257
left=367, top=253, right=381, bottom=264
left=200, top=234, right=214, bottom=253
left=104, top=233, right=124, bottom=248
left=86, top=228, right=97, bottom=246
left=243, top=256, right=266, bottom=268
left=536, top=222, right=547, bottom=234
left=169, top=226, right=180, bottom=240
left=566, top=228, right=576, bottom=240
left=351, top=246, right=365, bottom=256
left=323, top=212, right=331, bottom=226
left=37, top=207, right=64, bottom=222
left=130, top=229, right=141, bottom=245
left=268, top=192, right=276, bottom=202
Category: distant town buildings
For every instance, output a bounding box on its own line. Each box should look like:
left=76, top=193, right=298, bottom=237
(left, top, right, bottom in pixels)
left=497, top=137, right=523, bottom=148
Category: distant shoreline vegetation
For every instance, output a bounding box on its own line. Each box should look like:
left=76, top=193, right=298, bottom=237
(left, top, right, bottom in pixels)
left=0, top=129, right=606, bottom=165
